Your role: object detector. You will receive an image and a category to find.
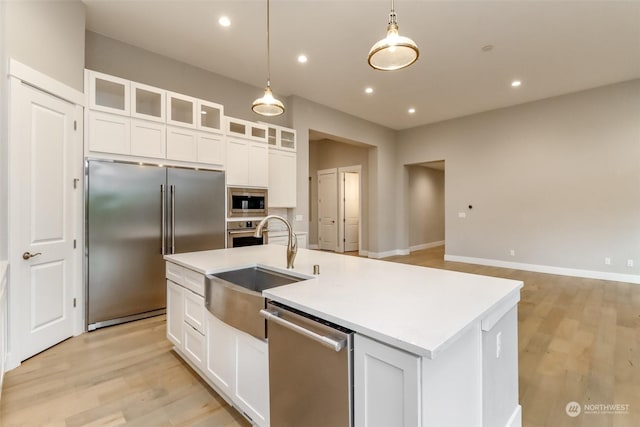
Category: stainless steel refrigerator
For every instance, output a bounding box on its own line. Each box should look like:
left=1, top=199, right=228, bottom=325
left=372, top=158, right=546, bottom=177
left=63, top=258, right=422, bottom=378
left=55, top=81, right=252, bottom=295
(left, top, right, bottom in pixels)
left=86, top=160, right=225, bottom=330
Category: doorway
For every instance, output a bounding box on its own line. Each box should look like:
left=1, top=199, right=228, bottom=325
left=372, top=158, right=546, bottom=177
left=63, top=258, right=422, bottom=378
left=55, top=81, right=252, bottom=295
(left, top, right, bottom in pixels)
left=407, top=161, right=445, bottom=252
left=7, top=63, right=84, bottom=369
left=339, top=167, right=361, bottom=253
left=308, top=134, right=370, bottom=253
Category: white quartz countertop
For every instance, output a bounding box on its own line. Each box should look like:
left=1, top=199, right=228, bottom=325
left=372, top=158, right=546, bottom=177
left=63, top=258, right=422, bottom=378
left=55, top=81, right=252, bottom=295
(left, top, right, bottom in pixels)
left=165, top=245, right=522, bottom=358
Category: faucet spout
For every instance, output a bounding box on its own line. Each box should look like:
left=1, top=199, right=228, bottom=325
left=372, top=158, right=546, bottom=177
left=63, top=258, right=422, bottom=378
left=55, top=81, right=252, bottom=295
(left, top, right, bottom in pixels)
left=255, top=215, right=297, bottom=269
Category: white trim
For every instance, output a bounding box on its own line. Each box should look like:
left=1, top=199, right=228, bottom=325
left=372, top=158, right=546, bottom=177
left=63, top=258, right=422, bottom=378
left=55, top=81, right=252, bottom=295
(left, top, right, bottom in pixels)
left=410, top=240, right=444, bottom=252
left=308, top=244, right=319, bottom=250
left=506, top=405, right=522, bottom=427
left=8, top=59, right=85, bottom=106
left=358, top=250, right=368, bottom=257
left=368, top=249, right=410, bottom=259
left=444, top=254, right=640, bottom=285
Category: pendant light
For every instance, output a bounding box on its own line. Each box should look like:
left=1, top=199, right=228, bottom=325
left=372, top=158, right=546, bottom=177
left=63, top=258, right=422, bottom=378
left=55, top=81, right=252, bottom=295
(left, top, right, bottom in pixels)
left=252, top=0, right=285, bottom=116
left=367, top=0, right=419, bottom=71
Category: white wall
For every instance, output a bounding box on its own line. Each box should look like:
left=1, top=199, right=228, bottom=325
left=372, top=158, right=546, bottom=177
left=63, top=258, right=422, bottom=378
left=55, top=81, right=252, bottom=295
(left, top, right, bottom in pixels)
left=290, top=96, right=398, bottom=257
left=308, top=139, right=369, bottom=249
left=407, top=166, right=445, bottom=249
left=397, top=80, right=640, bottom=278
left=0, top=0, right=7, bottom=261
left=85, top=31, right=290, bottom=127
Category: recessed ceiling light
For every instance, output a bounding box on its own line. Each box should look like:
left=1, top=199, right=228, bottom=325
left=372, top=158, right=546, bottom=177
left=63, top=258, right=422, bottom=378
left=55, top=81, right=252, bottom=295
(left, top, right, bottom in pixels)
left=481, top=45, right=494, bottom=52
left=511, top=80, right=522, bottom=87
left=408, top=108, right=416, bottom=114
left=297, top=54, right=308, bottom=63
left=365, top=87, right=374, bottom=94
left=218, top=16, right=231, bottom=27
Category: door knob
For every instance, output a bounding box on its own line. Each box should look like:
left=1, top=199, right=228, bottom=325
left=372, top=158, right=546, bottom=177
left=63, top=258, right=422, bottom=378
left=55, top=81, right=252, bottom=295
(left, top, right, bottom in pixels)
left=22, top=251, right=42, bottom=260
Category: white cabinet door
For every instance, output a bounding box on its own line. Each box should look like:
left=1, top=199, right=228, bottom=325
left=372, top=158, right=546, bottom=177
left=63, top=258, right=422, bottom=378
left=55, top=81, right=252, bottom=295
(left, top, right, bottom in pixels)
left=226, top=137, right=249, bottom=186
left=205, top=312, right=236, bottom=397
left=166, top=280, right=184, bottom=348
left=88, top=70, right=130, bottom=116
left=249, top=142, right=268, bottom=187
left=268, top=149, right=296, bottom=207
left=183, top=289, right=205, bottom=334
left=184, top=324, right=206, bottom=370
left=166, top=126, right=197, bottom=162
left=167, top=92, right=197, bottom=128
left=354, top=334, right=421, bottom=427
left=88, top=111, right=130, bottom=155
left=197, top=132, right=225, bottom=167
left=235, top=332, right=270, bottom=427
left=131, top=119, right=166, bottom=158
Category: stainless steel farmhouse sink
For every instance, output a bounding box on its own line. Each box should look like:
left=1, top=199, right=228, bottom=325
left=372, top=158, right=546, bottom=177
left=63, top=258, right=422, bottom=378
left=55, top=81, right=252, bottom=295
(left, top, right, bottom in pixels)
left=205, top=266, right=307, bottom=339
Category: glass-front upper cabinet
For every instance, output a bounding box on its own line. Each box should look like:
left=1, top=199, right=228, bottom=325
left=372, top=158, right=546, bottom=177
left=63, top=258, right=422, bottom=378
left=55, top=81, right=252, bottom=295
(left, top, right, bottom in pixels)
left=226, top=117, right=268, bottom=143
left=131, top=82, right=165, bottom=122
left=197, top=100, right=224, bottom=134
left=167, top=92, right=197, bottom=128
left=259, top=122, right=296, bottom=151
left=88, top=70, right=130, bottom=115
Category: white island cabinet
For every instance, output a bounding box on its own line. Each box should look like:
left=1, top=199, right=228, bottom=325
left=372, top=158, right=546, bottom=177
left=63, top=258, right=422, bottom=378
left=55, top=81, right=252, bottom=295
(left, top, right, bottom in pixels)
left=165, top=261, right=270, bottom=427
left=165, top=245, right=523, bottom=427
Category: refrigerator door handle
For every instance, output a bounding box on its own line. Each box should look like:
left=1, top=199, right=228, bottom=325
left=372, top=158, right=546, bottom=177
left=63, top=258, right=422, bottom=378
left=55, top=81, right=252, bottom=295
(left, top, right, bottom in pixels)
left=170, top=184, right=176, bottom=254
left=161, top=184, right=166, bottom=255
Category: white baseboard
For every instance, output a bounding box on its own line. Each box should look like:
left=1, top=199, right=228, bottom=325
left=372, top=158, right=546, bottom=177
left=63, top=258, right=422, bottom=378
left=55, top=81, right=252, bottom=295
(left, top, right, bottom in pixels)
left=308, top=244, right=319, bottom=250
left=410, top=240, right=445, bottom=252
left=358, top=250, right=368, bottom=257
left=506, top=405, right=522, bottom=427
left=368, top=249, right=410, bottom=259
left=444, top=254, right=640, bottom=284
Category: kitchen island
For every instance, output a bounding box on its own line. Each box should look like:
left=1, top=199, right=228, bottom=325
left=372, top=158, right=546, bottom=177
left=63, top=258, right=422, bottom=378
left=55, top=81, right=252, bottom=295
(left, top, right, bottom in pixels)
left=165, top=245, right=522, bottom=427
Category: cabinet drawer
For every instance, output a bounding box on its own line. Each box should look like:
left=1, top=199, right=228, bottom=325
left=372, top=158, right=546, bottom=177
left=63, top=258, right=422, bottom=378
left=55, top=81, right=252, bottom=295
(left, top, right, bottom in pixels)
left=166, top=262, right=183, bottom=284
left=183, top=268, right=205, bottom=296
left=184, top=290, right=205, bottom=334
left=166, top=263, right=205, bottom=296
left=184, top=323, right=205, bottom=370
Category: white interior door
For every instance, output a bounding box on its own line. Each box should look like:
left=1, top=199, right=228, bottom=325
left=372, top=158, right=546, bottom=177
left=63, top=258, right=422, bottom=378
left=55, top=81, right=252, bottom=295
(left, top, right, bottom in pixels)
left=9, top=79, right=80, bottom=363
left=317, top=169, right=338, bottom=251
left=344, top=172, right=360, bottom=252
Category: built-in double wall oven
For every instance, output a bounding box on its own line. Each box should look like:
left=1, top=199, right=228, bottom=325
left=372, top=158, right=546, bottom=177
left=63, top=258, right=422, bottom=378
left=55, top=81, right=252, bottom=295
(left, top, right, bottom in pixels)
left=226, top=187, right=268, bottom=248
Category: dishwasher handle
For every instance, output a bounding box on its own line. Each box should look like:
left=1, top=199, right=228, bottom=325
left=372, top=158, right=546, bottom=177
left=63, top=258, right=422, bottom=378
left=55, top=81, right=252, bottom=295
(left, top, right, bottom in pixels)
left=260, top=309, right=346, bottom=352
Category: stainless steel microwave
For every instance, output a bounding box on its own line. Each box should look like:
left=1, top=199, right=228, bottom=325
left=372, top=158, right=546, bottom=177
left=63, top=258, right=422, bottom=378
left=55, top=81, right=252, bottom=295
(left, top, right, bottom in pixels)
left=227, top=187, right=268, bottom=217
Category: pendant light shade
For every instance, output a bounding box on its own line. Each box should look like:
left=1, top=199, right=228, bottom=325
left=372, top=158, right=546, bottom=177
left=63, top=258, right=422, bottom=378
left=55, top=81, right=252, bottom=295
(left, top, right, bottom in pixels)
left=368, top=0, right=419, bottom=71
left=252, top=85, right=285, bottom=116
left=252, top=0, right=284, bottom=116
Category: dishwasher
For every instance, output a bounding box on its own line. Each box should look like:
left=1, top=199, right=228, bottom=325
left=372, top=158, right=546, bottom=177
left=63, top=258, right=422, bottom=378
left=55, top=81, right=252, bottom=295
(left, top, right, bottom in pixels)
left=260, top=301, right=354, bottom=427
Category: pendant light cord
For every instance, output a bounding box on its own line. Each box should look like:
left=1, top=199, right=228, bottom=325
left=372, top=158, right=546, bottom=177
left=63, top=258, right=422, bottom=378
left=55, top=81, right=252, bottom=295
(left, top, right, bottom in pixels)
left=389, top=0, right=397, bottom=25
left=266, top=0, right=271, bottom=89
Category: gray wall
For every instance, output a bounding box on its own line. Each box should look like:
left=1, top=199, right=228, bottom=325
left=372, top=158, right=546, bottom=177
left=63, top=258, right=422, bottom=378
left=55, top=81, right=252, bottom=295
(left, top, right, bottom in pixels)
left=397, top=80, right=640, bottom=275
left=0, top=0, right=85, bottom=260
left=6, top=0, right=85, bottom=91
left=308, top=139, right=369, bottom=249
left=85, top=31, right=290, bottom=127
left=407, top=166, right=445, bottom=248
left=290, top=96, right=398, bottom=256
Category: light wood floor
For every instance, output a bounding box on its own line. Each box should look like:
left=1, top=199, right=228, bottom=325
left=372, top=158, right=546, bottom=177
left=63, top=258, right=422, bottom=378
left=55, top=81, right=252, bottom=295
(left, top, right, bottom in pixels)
left=1, top=246, right=638, bottom=426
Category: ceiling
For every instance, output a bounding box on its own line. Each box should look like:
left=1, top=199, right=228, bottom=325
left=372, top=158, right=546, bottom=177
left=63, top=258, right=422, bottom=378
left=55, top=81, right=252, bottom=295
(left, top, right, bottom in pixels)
left=83, top=1, right=640, bottom=130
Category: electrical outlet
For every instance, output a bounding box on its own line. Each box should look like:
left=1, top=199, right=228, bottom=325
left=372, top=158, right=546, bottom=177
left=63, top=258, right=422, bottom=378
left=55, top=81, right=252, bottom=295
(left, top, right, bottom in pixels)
left=628, top=260, right=634, bottom=268
left=295, top=214, right=303, bottom=221
left=496, top=332, right=502, bottom=358
left=458, top=212, right=466, bottom=218
left=509, top=249, right=515, bottom=257
left=604, top=257, right=611, bottom=265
